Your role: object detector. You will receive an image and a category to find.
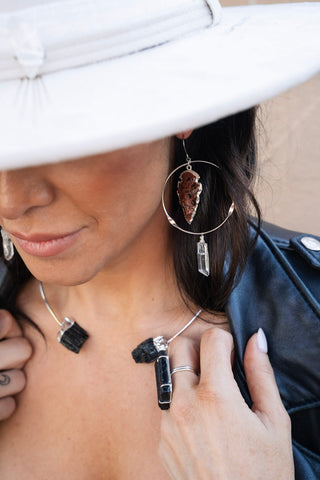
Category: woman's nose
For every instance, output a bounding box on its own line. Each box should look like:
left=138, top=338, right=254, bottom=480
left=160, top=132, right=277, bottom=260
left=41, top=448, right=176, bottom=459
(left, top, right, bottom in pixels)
left=0, top=168, right=54, bottom=220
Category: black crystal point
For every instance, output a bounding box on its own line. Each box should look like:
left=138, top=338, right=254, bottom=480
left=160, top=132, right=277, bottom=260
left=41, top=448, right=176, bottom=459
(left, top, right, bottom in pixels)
left=131, top=337, right=159, bottom=363
left=59, top=321, right=89, bottom=354
left=155, top=350, right=172, bottom=410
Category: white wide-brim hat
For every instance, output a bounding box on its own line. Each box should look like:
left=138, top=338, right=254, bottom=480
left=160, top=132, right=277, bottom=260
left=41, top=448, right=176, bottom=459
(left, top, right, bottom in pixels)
left=1, top=0, right=320, bottom=169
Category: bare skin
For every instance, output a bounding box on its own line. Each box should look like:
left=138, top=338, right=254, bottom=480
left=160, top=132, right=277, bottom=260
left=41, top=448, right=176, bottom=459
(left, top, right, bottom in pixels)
left=0, top=138, right=294, bottom=479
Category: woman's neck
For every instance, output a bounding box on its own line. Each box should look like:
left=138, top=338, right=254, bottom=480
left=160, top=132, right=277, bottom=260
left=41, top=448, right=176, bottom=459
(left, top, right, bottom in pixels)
left=21, top=213, right=194, bottom=343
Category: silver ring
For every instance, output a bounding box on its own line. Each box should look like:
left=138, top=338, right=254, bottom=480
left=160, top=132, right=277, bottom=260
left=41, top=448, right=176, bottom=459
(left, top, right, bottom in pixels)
left=170, top=365, right=199, bottom=376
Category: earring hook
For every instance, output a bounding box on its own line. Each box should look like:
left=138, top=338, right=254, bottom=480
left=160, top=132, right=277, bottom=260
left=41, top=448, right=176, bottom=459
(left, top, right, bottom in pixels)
left=182, top=138, right=191, bottom=163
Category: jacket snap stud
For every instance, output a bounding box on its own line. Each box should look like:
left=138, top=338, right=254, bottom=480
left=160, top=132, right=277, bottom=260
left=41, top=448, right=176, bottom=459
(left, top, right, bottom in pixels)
left=300, top=236, right=320, bottom=251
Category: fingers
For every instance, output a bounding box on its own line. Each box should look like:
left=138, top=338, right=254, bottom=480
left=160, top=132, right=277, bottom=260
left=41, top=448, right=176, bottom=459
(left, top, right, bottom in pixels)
left=0, top=337, right=32, bottom=370
left=0, top=370, right=26, bottom=396
left=0, top=310, right=32, bottom=370
left=0, top=310, right=31, bottom=421
left=168, top=325, right=288, bottom=431
left=169, top=327, right=239, bottom=404
left=0, top=309, right=23, bottom=339
left=0, top=397, right=16, bottom=421
left=169, top=337, right=200, bottom=392
left=197, top=327, right=243, bottom=405
left=244, top=329, right=289, bottom=427
left=199, top=327, right=234, bottom=384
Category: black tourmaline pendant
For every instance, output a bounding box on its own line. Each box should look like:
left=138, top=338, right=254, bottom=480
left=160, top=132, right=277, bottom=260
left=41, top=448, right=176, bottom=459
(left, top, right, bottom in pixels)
left=132, top=336, right=172, bottom=410
left=131, top=337, right=159, bottom=363
left=155, top=350, right=172, bottom=410
left=57, top=317, right=89, bottom=354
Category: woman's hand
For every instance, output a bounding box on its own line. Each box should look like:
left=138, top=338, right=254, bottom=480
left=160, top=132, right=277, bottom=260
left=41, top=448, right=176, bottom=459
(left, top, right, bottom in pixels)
left=159, top=328, right=294, bottom=480
left=0, top=310, right=32, bottom=420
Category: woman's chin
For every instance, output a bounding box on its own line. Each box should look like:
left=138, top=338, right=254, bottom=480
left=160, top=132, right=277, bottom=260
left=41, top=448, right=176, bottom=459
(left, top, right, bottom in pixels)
left=26, top=263, right=101, bottom=287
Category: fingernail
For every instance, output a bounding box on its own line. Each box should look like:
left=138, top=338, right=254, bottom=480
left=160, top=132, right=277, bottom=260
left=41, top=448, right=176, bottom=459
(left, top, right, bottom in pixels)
left=257, top=328, right=268, bottom=353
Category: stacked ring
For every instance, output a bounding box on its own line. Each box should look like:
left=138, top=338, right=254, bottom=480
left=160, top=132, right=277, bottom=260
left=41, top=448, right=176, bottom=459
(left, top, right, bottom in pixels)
left=171, top=366, right=199, bottom=376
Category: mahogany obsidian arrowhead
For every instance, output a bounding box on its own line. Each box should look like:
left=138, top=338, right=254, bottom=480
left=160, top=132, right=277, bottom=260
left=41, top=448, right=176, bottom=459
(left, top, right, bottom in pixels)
left=177, top=169, right=202, bottom=224
left=131, top=337, right=159, bottom=363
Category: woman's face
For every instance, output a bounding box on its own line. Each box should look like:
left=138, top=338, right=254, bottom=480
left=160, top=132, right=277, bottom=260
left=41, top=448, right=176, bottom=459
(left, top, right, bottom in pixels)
left=0, top=139, right=172, bottom=285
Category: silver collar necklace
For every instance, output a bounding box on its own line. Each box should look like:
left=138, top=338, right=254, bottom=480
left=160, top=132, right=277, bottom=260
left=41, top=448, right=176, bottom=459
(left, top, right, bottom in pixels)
left=39, top=280, right=201, bottom=409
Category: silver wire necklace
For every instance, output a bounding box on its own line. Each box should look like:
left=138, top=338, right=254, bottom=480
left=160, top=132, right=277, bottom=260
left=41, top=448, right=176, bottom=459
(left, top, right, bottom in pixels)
left=39, top=281, right=89, bottom=354
left=39, top=280, right=201, bottom=409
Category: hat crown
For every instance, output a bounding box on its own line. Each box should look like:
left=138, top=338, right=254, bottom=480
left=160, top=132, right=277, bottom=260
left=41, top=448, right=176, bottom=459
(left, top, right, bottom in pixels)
left=0, top=0, right=221, bottom=81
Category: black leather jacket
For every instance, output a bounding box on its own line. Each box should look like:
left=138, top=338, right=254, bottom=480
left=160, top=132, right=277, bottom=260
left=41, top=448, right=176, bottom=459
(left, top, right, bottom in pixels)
left=226, top=224, right=320, bottom=479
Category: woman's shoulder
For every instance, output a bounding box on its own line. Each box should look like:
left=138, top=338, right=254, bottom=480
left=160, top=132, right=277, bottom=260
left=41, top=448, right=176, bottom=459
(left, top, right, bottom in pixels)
left=250, top=220, right=320, bottom=305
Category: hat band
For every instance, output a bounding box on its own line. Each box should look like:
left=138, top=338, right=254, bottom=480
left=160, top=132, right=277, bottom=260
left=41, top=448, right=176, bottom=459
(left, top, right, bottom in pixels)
left=0, top=0, right=220, bottom=81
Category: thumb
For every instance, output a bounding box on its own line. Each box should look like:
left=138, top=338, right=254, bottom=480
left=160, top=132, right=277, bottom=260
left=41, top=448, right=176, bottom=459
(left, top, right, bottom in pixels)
left=0, top=309, right=23, bottom=339
left=244, top=328, right=285, bottom=425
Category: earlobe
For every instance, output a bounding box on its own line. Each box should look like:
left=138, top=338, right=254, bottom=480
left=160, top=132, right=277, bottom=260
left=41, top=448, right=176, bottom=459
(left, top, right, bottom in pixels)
left=175, top=130, right=194, bottom=140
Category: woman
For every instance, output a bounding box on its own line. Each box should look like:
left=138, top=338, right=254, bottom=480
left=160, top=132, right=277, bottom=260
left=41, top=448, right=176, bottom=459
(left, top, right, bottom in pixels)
left=0, top=0, right=319, bottom=478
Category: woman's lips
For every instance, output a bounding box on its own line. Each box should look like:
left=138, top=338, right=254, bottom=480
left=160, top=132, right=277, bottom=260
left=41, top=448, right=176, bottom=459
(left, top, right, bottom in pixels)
left=9, top=230, right=83, bottom=257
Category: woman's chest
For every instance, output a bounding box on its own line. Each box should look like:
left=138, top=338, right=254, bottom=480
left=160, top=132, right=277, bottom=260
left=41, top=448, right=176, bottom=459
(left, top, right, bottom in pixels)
left=0, top=339, right=169, bottom=480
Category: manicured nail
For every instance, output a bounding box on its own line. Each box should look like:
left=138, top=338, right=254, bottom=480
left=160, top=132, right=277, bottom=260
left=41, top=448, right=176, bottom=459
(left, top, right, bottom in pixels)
left=257, top=328, right=268, bottom=353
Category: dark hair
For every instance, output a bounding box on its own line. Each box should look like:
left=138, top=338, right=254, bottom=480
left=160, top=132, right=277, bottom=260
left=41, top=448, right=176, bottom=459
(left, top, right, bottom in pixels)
left=0, top=106, right=260, bottom=322
left=171, top=106, right=260, bottom=313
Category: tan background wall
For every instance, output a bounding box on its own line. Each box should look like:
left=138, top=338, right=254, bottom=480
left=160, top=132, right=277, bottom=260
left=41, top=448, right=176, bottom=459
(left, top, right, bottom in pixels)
left=256, top=75, right=320, bottom=236
left=222, top=0, right=320, bottom=235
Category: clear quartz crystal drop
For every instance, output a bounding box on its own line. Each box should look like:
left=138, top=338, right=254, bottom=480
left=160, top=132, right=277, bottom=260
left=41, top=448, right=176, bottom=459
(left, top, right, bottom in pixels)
left=1, top=229, right=14, bottom=261
left=197, top=235, right=210, bottom=276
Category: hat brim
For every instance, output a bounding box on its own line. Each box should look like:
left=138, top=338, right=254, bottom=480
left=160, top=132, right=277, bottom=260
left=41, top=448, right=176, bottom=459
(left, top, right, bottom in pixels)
left=1, top=2, right=320, bottom=169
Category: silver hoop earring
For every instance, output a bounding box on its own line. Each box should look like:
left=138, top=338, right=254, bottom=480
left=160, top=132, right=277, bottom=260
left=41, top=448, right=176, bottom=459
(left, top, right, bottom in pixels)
left=161, top=139, right=235, bottom=277
left=1, top=229, right=14, bottom=261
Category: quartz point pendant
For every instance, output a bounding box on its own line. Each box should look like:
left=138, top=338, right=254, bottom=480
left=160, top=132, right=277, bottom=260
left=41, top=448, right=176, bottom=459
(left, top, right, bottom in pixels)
left=57, top=317, right=89, bottom=354
left=197, top=235, right=210, bottom=277
left=1, top=230, right=14, bottom=261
